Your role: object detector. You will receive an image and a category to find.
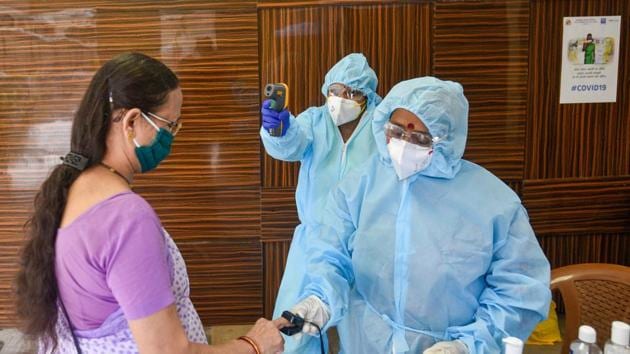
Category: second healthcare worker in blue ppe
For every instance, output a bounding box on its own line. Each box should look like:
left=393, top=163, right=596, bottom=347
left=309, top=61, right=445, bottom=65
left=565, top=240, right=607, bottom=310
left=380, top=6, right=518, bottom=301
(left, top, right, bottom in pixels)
left=288, top=77, right=551, bottom=354
left=260, top=53, right=382, bottom=353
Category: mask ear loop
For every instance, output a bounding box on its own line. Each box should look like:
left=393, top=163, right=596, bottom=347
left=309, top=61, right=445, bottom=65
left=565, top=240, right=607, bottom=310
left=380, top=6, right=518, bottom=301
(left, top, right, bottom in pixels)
left=133, top=112, right=161, bottom=148
left=357, top=97, right=367, bottom=116
left=343, top=88, right=366, bottom=121
left=141, top=112, right=161, bottom=131
left=132, top=137, right=141, bottom=148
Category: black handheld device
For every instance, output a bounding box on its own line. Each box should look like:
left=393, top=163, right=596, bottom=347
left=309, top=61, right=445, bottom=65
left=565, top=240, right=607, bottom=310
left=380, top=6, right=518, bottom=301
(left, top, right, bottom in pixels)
left=279, top=310, right=325, bottom=354
left=280, top=310, right=304, bottom=336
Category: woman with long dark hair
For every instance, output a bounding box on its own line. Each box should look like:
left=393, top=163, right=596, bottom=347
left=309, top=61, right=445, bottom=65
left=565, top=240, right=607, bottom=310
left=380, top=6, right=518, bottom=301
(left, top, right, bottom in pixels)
left=15, top=52, right=284, bottom=354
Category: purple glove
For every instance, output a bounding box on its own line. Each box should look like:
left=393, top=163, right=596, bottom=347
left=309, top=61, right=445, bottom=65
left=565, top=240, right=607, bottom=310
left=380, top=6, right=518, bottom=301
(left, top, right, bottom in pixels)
left=261, top=99, right=290, bottom=137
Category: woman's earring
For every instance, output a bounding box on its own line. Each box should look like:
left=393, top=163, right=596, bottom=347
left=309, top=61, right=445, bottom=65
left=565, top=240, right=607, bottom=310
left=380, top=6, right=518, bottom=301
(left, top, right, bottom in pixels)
left=127, top=130, right=135, bottom=141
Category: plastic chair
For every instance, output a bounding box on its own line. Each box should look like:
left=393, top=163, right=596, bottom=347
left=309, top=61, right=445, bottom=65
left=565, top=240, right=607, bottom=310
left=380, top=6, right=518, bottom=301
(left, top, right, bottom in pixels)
left=550, top=263, right=630, bottom=353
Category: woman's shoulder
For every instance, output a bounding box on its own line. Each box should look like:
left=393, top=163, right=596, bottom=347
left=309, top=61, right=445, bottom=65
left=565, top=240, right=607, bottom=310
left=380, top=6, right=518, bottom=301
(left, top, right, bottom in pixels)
left=94, top=192, right=164, bottom=251
left=109, top=191, right=153, bottom=209
left=103, top=191, right=159, bottom=222
left=64, top=190, right=159, bottom=231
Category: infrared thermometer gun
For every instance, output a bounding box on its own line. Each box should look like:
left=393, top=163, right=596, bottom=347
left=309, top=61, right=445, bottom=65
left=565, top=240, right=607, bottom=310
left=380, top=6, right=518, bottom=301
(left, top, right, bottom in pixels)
left=264, top=83, right=289, bottom=137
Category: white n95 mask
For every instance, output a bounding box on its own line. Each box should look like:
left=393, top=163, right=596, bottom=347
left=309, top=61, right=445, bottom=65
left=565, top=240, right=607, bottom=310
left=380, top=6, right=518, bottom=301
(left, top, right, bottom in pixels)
left=387, top=137, right=433, bottom=180
left=327, top=96, right=363, bottom=126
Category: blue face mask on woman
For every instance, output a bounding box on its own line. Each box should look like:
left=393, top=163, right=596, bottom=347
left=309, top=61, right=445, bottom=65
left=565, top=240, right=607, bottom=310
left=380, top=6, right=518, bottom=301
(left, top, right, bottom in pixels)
left=133, top=112, right=174, bottom=173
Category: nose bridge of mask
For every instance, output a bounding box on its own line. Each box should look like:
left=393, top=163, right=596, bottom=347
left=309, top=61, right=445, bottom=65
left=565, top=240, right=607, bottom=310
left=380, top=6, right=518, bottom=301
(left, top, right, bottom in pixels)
left=330, top=95, right=361, bottom=108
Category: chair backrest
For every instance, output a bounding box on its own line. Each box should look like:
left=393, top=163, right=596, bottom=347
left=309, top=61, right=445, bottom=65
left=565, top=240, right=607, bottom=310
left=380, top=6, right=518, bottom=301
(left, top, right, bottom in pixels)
left=550, top=263, right=630, bottom=354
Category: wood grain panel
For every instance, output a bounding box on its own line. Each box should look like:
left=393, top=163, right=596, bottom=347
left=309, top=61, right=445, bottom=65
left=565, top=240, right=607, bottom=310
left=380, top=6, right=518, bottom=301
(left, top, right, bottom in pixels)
left=263, top=240, right=291, bottom=318
left=257, top=0, right=424, bottom=8
left=260, top=188, right=296, bottom=317
left=506, top=180, right=522, bottom=198
left=621, top=1, right=630, bottom=176
left=178, top=239, right=262, bottom=324
left=542, top=233, right=628, bottom=317
left=522, top=177, right=630, bottom=235
left=0, top=189, right=31, bottom=326
left=539, top=233, right=630, bottom=269
left=137, top=187, right=261, bottom=240
left=527, top=0, right=630, bottom=179
left=344, top=3, right=432, bottom=97
left=0, top=0, right=261, bottom=327
left=261, top=188, right=299, bottom=242
left=433, top=0, right=530, bottom=180
left=259, top=6, right=343, bottom=188
left=1, top=1, right=261, bottom=190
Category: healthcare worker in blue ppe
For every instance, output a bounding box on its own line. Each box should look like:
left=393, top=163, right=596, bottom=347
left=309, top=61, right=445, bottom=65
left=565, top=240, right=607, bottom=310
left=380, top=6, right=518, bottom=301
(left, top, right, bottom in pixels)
left=260, top=53, right=382, bottom=353
left=287, top=77, right=551, bottom=354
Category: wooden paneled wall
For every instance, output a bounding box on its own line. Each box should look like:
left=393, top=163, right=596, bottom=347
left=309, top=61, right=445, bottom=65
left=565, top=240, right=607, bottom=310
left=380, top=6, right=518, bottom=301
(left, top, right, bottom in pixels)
left=433, top=0, right=530, bottom=182
left=522, top=0, right=630, bottom=273
left=0, top=0, right=628, bottom=328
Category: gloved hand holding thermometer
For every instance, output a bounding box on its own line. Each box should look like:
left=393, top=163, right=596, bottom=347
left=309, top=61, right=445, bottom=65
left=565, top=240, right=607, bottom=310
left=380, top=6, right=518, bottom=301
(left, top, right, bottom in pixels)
left=262, top=83, right=290, bottom=137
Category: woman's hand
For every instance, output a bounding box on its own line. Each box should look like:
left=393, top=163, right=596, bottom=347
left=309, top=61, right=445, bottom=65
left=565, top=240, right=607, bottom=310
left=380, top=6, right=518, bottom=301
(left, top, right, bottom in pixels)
left=243, top=317, right=285, bottom=354
left=129, top=305, right=285, bottom=354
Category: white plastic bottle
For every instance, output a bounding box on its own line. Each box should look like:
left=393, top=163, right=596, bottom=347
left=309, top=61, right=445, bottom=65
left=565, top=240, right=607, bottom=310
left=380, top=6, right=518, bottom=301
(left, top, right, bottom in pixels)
left=503, top=337, right=524, bottom=354
left=604, top=321, right=630, bottom=354
left=570, top=325, right=603, bottom=354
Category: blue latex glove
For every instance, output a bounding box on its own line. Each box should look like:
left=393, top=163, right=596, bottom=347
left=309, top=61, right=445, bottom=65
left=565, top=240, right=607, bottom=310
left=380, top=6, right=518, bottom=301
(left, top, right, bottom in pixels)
left=261, top=99, right=290, bottom=137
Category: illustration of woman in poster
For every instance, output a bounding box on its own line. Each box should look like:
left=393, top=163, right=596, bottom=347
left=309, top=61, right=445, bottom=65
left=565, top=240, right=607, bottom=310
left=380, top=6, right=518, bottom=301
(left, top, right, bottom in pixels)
left=582, top=33, right=595, bottom=64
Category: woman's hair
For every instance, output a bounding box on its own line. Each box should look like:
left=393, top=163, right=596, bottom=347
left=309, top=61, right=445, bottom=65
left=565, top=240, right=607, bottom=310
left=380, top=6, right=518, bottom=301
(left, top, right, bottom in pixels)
left=14, top=52, right=179, bottom=348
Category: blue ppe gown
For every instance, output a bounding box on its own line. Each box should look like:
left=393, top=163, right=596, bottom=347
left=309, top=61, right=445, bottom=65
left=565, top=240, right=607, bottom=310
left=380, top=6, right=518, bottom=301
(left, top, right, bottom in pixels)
left=261, top=53, right=382, bottom=354
left=300, top=77, right=551, bottom=354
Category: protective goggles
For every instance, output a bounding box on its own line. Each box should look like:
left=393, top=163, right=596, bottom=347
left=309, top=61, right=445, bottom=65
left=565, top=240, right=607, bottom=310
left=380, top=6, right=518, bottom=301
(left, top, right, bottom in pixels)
left=327, top=83, right=365, bottom=101
left=384, top=121, right=441, bottom=147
